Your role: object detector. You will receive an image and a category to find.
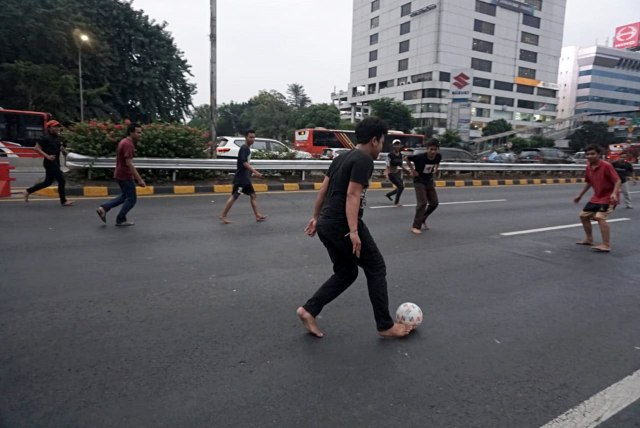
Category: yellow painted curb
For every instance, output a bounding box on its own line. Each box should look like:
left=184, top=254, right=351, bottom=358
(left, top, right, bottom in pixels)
left=505, top=179, right=514, bottom=185
left=489, top=179, right=499, bottom=186
left=174, top=185, right=195, bottom=194
left=369, top=181, right=382, bottom=189
left=472, top=180, right=483, bottom=186
left=533, top=179, right=542, bottom=184
left=137, top=186, right=154, bottom=195
left=435, top=181, right=446, bottom=187
left=83, top=186, right=108, bottom=197
left=214, top=184, right=233, bottom=193
left=34, top=187, right=58, bottom=197
left=454, top=180, right=465, bottom=187
left=519, top=179, right=528, bottom=185
left=545, top=178, right=555, bottom=184
left=570, top=178, right=578, bottom=184
left=254, top=184, right=268, bottom=192
left=283, top=183, right=299, bottom=191
left=313, top=182, right=323, bottom=190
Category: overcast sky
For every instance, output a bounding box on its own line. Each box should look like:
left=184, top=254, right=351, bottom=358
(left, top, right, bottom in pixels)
left=131, top=0, right=639, bottom=107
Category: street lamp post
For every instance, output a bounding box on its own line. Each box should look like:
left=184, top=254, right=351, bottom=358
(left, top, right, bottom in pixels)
left=77, top=33, right=89, bottom=122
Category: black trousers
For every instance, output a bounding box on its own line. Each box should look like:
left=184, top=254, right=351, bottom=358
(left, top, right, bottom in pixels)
left=386, top=172, right=404, bottom=204
left=26, top=164, right=67, bottom=204
left=303, top=219, right=394, bottom=331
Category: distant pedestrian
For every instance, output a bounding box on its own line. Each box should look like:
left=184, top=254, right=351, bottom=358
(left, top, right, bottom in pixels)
left=611, top=153, right=635, bottom=209
left=574, top=144, right=621, bottom=253
left=297, top=117, right=412, bottom=339
left=23, top=120, right=74, bottom=206
left=96, top=123, right=146, bottom=226
left=384, top=139, right=406, bottom=206
left=219, top=130, right=267, bottom=224
left=405, top=139, right=441, bottom=235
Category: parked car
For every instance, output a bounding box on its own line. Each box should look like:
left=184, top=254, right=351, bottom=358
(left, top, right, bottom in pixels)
left=403, top=146, right=476, bottom=163
left=571, top=151, right=587, bottom=164
left=478, top=150, right=517, bottom=163
left=215, top=136, right=312, bottom=159
left=517, top=147, right=573, bottom=164
left=320, top=148, right=351, bottom=160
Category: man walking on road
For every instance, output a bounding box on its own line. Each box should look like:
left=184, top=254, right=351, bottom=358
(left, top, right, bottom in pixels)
left=297, top=117, right=412, bottom=339
left=96, top=123, right=146, bottom=226
left=405, top=139, right=441, bottom=235
left=574, top=144, right=621, bottom=253
left=384, top=139, right=406, bottom=206
left=611, top=153, right=635, bottom=209
left=23, top=120, right=74, bottom=206
left=219, top=130, right=267, bottom=224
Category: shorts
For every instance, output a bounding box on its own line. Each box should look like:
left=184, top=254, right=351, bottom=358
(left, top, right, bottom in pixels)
left=232, top=183, right=255, bottom=198
left=579, top=202, right=615, bottom=220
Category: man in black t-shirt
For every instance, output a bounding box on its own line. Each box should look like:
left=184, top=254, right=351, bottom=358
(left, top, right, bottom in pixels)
left=384, top=139, right=406, bottom=205
left=297, top=118, right=413, bottom=339
left=23, top=120, right=74, bottom=206
left=219, top=130, right=267, bottom=223
left=611, top=153, right=635, bottom=209
left=406, top=139, right=442, bottom=234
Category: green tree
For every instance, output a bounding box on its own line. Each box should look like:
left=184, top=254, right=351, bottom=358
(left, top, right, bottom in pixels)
left=0, top=0, right=195, bottom=122
left=482, top=119, right=513, bottom=136
left=242, top=90, right=293, bottom=142
left=296, top=104, right=341, bottom=129
left=188, top=104, right=211, bottom=130
left=368, top=98, right=415, bottom=132
left=217, top=102, right=251, bottom=136
left=439, top=129, right=461, bottom=147
left=286, top=83, right=311, bottom=109
left=568, top=121, right=615, bottom=152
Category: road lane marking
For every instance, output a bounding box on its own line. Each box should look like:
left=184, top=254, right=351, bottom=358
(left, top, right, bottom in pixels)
left=369, top=199, right=507, bottom=209
left=501, top=218, right=631, bottom=236
left=540, top=368, right=640, bottom=428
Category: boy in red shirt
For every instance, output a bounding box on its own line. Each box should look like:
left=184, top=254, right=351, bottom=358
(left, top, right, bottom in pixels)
left=573, top=144, right=621, bottom=252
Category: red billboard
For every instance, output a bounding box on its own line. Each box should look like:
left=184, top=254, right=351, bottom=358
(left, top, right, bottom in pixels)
left=613, top=22, right=640, bottom=49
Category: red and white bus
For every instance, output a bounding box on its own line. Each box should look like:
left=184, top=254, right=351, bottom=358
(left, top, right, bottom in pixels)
left=0, top=109, right=50, bottom=158
left=607, top=142, right=640, bottom=163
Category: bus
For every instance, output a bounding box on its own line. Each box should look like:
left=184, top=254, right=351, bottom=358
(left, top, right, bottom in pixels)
left=0, top=109, right=50, bottom=157
left=607, top=142, right=640, bottom=163
left=293, top=127, right=425, bottom=158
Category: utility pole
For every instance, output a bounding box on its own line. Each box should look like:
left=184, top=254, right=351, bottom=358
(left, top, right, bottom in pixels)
left=209, top=0, right=218, bottom=157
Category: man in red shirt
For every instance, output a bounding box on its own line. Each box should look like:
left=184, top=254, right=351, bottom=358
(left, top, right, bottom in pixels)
left=96, top=123, right=146, bottom=226
left=573, top=144, right=621, bottom=252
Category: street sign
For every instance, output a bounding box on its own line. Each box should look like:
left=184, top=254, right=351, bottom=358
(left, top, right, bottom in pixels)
left=619, top=118, right=627, bottom=126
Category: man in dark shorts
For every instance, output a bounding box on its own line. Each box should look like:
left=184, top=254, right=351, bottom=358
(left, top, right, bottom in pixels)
left=384, top=139, right=406, bottom=206
left=219, top=129, right=267, bottom=224
left=405, top=139, right=441, bottom=235
left=574, top=144, right=621, bottom=252
left=23, top=120, right=74, bottom=206
left=296, top=117, right=412, bottom=339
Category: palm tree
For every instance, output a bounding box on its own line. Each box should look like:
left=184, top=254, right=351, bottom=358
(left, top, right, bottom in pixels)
left=286, top=83, right=311, bottom=109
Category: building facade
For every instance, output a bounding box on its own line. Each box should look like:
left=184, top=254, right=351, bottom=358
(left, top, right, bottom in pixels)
left=345, top=0, right=566, bottom=138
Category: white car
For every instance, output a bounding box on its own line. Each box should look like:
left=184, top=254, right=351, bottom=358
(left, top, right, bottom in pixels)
left=215, top=136, right=312, bottom=159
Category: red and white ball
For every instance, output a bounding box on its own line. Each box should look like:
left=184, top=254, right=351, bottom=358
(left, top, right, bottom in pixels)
left=395, top=302, right=423, bottom=327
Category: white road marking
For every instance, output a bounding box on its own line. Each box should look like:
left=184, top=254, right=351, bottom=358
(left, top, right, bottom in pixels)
left=369, top=199, right=506, bottom=209
left=540, top=368, right=640, bottom=428
left=501, top=218, right=631, bottom=236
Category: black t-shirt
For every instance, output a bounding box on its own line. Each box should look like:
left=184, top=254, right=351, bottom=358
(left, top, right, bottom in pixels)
left=611, top=160, right=633, bottom=183
left=233, top=144, right=251, bottom=185
left=386, top=151, right=404, bottom=172
left=320, top=149, right=373, bottom=221
left=407, top=152, right=441, bottom=184
left=39, top=134, right=62, bottom=167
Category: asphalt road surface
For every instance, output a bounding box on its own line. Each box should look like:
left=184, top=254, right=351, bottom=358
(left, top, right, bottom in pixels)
left=1, top=184, right=639, bottom=427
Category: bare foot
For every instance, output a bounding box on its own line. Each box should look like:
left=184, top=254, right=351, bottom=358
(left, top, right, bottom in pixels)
left=422, top=223, right=430, bottom=230
left=296, top=307, right=324, bottom=338
left=219, top=215, right=232, bottom=224
left=379, top=323, right=413, bottom=338
left=411, top=228, right=422, bottom=235
left=23, top=190, right=29, bottom=203
left=256, top=214, right=268, bottom=222
left=592, top=245, right=611, bottom=253
left=62, top=201, right=74, bottom=207
left=575, top=240, right=593, bottom=246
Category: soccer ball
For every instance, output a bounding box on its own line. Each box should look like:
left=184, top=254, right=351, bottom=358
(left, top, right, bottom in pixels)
left=395, top=302, right=423, bottom=327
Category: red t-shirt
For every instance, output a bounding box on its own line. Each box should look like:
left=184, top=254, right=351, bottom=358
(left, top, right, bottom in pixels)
left=585, top=160, right=620, bottom=205
left=114, top=137, right=135, bottom=180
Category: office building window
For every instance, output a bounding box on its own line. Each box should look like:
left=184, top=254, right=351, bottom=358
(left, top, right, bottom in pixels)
left=399, top=40, right=410, bottom=53
left=537, top=87, right=556, bottom=97
left=524, top=0, right=542, bottom=11
left=370, top=33, right=379, bottom=45
left=472, top=107, right=491, bottom=118
left=475, top=0, right=496, bottom=16
left=379, top=79, right=395, bottom=89
left=403, top=90, right=421, bottom=100
left=474, top=77, right=491, bottom=88
left=369, top=67, right=377, bottom=78
left=518, top=66, right=536, bottom=79
left=471, top=57, right=492, bottom=72
left=439, top=71, right=450, bottom=82
left=521, top=31, right=539, bottom=46
left=369, top=50, right=378, bottom=62
left=371, top=0, right=380, bottom=12
left=398, top=58, right=409, bottom=71
left=522, top=14, right=541, bottom=28
left=518, top=99, right=536, bottom=109
left=494, top=80, right=514, bottom=91
left=519, top=49, right=538, bottom=63
left=370, top=16, right=379, bottom=29
left=472, top=38, right=494, bottom=54
left=398, top=77, right=409, bottom=85
left=495, top=96, right=514, bottom=107
left=516, top=84, right=535, bottom=94
left=474, top=19, right=495, bottom=35
left=401, top=2, right=412, bottom=16
left=422, top=88, right=444, bottom=98
left=412, top=72, right=432, bottom=83
left=476, top=94, right=492, bottom=104
left=400, top=21, right=411, bottom=35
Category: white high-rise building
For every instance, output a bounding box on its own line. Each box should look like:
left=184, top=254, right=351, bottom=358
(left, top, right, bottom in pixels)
left=344, top=0, right=567, bottom=138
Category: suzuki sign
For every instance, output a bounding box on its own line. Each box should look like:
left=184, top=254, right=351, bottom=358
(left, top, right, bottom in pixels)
left=613, top=22, right=640, bottom=49
left=450, top=69, right=473, bottom=100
